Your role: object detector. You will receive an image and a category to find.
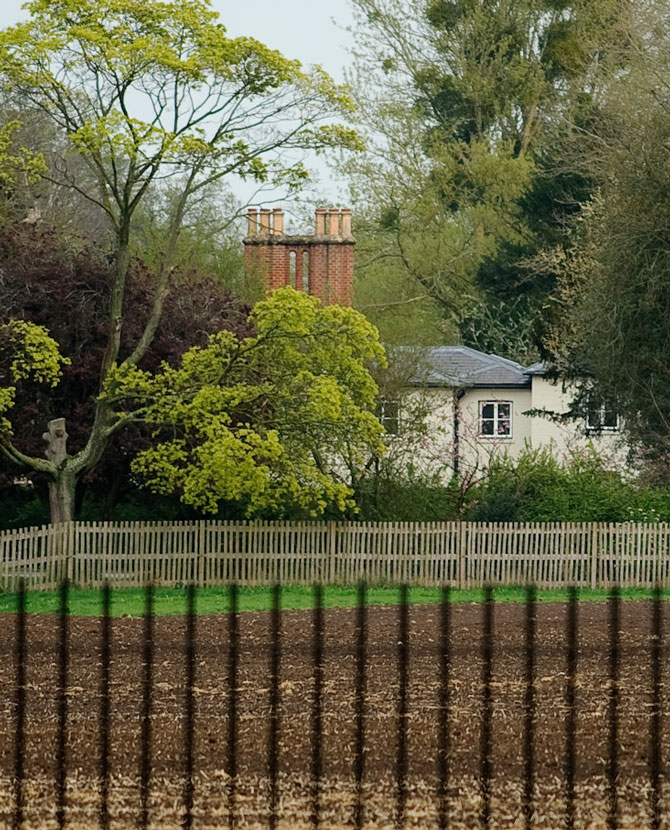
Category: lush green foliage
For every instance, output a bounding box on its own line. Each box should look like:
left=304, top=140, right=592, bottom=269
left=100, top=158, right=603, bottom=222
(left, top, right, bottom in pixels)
left=103, top=287, right=386, bottom=517
left=467, top=446, right=670, bottom=523
left=0, top=0, right=363, bottom=523
left=343, top=0, right=628, bottom=359
left=543, top=3, right=670, bottom=466
left=0, top=226, right=250, bottom=511
left=0, top=0, right=360, bottom=205
left=0, top=319, right=70, bottom=437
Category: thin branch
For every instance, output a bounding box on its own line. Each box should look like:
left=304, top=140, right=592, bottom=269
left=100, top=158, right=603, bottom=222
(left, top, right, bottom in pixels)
left=0, top=439, right=55, bottom=474
left=359, top=294, right=429, bottom=310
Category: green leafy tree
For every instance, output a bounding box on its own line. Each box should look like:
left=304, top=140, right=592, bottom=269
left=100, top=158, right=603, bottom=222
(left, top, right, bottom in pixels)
left=345, top=87, right=533, bottom=348
left=0, top=0, right=361, bottom=521
left=102, top=288, right=386, bottom=516
left=342, top=0, right=629, bottom=360
left=543, top=2, right=670, bottom=466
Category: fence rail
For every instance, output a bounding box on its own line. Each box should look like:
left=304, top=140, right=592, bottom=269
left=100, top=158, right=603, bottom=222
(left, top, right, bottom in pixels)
left=1, top=520, right=670, bottom=591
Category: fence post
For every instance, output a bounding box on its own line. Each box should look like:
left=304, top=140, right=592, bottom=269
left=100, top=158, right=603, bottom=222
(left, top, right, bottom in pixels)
left=458, top=522, right=466, bottom=589
left=328, top=521, right=336, bottom=585
left=65, top=521, right=74, bottom=584
left=197, top=520, right=205, bottom=587
left=590, top=522, right=599, bottom=590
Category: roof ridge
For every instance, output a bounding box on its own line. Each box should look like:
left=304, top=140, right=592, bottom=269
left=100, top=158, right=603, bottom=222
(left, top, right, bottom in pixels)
left=423, top=345, right=526, bottom=370
left=486, top=353, right=526, bottom=371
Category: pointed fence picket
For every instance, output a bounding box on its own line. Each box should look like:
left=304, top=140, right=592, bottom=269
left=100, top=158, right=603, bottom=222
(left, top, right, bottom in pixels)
left=1, top=521, right=669, bottom=591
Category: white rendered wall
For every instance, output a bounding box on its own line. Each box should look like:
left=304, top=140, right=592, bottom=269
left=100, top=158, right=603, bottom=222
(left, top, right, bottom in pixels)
left=528, top=376, right=625, bottom=463
left=395, top=377, right=627, bottom=483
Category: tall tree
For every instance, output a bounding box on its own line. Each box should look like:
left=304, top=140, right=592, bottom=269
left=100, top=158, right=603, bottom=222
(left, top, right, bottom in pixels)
left=99, top=287, right=386, bottom=517
left=543, top=0, right=670, bottom=467
left=0, top=0, right=361, bottom=521
left=343, top=0, right=629, bottom=360
left=0, top=224, right=251, bottom=516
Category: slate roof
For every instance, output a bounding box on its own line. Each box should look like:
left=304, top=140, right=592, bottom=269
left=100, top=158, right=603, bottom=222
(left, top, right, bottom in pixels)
left=411, top=346, right=532, bottom=388
left=524, top=361, right=547, bottom=376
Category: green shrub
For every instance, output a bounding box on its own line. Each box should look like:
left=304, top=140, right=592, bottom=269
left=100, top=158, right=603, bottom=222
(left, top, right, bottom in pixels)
left=353, top=473, right=460, bottom=522
left=0, top=487, right=49, bottom=529
left=467, top=445, right=670, bottom=522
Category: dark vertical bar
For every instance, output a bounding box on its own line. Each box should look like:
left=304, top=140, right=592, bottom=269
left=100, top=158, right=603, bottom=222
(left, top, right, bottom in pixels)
left=396, top=584, right=409, bottom=829
left=353, top=581, right=367, bottom=830
left=311, top=584, right=324, bottom=829
left=13, top=579, right=26, bottom=830
left=56, top=578, right=69, bottom=829
left=607, top=586, right=620, bottom=830
left=99, top=582, right=111, bottom=830
left=523, top=585, right=536, bottom=830
left=437, top=585, right=451, bottom=830
left=227, top=583, right=239, bottom=830
left=480, top=586, right=493, bottom=830
left=268, top=583, right=281, bottom=830
left=183, top=584, right=196, bottom=830
left=564, top=586, right=578, bottom=830
left=140, top=583, right=154, bottom=830
left=650, top=585, right=662, bottom=830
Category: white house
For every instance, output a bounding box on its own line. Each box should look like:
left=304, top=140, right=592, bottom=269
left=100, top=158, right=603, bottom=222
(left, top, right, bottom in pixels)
left=382, top=346, right=624, bottom=479
left=242, top=207, right=623, bottom=480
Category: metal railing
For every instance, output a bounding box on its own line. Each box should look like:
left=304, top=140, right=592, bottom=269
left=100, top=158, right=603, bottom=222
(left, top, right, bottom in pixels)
left=6, top=582, right=667, bottom=829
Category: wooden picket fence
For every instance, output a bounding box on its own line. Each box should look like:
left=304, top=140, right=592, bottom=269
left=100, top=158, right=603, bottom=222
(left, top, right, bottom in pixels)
left=1, top=520, right=670, bottom=591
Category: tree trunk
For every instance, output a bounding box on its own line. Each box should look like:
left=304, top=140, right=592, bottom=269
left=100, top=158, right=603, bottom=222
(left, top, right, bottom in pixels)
left=43, top=418, right=76, bottom=524
left=48, top=470, right=76, bottom=524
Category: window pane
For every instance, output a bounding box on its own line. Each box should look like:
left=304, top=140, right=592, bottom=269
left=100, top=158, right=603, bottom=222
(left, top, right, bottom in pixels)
left=498, top=420, right=511, bottom=435
left=376, top=399, right=400, bottom=435
left=602, top=409, right=618, bottom=428
left=481, top=403, right=494, bottom=418
left=481, top=419, right=494, bottom=436
left=587, top=401, right=619, bottom=430
left=385, top=401, right=399, bottom=419
left=498, top=403, right=511, bottom=418
left=587, top=408, right=600, bottom=429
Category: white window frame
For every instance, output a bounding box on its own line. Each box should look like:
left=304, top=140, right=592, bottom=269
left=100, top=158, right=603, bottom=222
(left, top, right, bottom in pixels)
left=586, top=402, right=619, bottom=432
left=478, top=400, right=513, bottom=438
left=377, top=399, right=400, bottom=435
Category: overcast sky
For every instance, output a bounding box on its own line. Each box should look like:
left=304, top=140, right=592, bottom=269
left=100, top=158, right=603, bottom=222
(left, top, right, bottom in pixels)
left=0, top=1, right=358, bottom=212
left=0, top=0, right=356, bottom=78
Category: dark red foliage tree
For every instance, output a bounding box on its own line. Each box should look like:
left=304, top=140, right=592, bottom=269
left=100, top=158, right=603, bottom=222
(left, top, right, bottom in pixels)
left=0, top=224, right=251, bottom=517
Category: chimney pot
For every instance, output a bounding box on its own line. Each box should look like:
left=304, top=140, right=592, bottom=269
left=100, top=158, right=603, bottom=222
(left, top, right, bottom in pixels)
left=259, top=208, right=271, bottom=236
left=328, top=208, right=340, bottom=236
left=315, top=207, right=327, bottom=236
left=341, top=208, right=352, bottom=237
left=247, top=208, right=258, bottom=237
left=272, top=208, right=284, bottom=235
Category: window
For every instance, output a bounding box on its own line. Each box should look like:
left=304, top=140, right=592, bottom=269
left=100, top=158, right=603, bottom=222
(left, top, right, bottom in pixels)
left=586, top=401, right=619, bottom=432
left=289, top=250, right=296, bottom=288
left=302, top=251, right=309, bottom=291
left=479, top=401, right=512, bottom=437
left=376, top=399, right=400, bottom=435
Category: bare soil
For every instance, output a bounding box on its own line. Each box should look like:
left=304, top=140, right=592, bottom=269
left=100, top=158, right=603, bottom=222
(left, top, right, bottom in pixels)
left=0, top=601, right=667, bottom=828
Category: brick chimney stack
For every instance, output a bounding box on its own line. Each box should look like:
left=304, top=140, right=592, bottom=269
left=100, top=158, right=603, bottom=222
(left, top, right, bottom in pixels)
left=243, top=207, right=355, bottom=306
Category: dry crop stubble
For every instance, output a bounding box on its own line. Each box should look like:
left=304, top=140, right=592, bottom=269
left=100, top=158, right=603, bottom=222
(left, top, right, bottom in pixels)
left=0, top=601, right=666, bottom=828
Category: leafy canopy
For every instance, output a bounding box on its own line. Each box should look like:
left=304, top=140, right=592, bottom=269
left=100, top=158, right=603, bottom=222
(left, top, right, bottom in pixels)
left=0, top=0, right=366, bottom=524
left=0, top=0, right=362, bottom=229
left=102, top=288, right=386, bottom=516
left=343, top=0, right=628, bottom=360
left=0, top=320, right=70, bottom=438
left=541, top=1, right=670, bottom=465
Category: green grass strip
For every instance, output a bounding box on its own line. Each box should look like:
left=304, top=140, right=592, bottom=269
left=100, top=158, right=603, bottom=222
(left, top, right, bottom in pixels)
left=0, top=585, right=668, bottom=617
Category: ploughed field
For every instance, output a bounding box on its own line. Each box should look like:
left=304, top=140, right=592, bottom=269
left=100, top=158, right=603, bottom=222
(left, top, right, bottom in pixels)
left=0, top=601, right=666, bottom=828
